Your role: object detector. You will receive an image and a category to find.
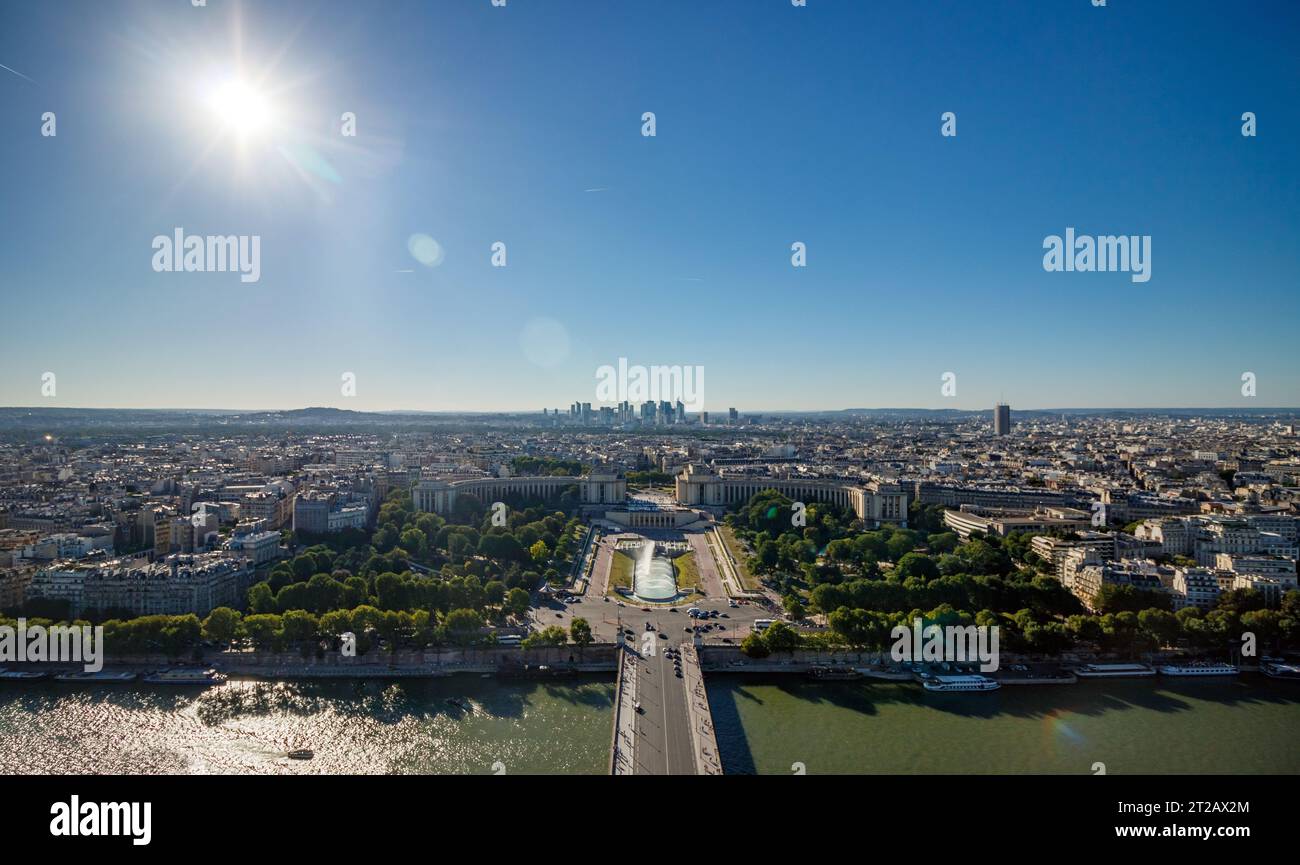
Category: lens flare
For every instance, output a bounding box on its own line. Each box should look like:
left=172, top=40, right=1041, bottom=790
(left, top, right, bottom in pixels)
left=208, top=78, right=271, bottom=138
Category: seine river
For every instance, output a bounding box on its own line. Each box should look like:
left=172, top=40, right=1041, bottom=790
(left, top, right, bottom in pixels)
left=0, top=677, right=615, bottom=775
left=707, top=675, right=1300, bottom=774
left=2, top=674, right=1297, bottom=774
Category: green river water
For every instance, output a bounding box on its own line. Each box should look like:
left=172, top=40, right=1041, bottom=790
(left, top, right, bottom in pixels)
left=1, top=674, right=1296, bottom=774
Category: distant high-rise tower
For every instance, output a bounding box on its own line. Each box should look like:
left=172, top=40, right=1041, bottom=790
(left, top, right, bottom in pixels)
left=993, top=403, right=1012, bottom=436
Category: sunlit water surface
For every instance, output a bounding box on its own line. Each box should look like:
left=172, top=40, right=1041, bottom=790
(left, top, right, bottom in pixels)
left=0, top=676, right=614, bottom=775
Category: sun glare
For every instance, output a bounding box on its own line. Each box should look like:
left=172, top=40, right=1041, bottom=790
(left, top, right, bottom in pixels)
left=207, top=78, right=272, bottom=138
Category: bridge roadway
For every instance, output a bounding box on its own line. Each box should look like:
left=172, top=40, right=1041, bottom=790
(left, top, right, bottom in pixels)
left=611, top=637, right=721, bottom=775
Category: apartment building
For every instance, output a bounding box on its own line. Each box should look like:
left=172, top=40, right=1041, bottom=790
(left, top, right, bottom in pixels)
left=29, top=552, right=251, bottom=618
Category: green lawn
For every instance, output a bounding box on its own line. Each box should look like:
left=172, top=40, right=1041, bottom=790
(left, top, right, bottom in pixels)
left=673, top=551, right=701, bottom=594
left=718, top=525, right=761, bottom=591
left=607, top=549, right=634, bottom=596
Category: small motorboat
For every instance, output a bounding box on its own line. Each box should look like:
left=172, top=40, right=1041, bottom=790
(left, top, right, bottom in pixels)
left=0, top=668, right=49, bottom=682
left=287, top=749, right=314, bottom=760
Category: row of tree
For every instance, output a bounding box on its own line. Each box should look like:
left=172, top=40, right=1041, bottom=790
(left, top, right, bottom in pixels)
left=743, top=599, right=1300, bottom=658
left=727, top=488, right=1300, bottom=658
left=245, top=487, right=591, bottom=628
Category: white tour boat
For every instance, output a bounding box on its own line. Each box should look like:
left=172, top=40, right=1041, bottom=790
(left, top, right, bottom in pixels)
left=1157, top=662, right=1238, bottom=677
left=923, top=674, right=1000, bottom=692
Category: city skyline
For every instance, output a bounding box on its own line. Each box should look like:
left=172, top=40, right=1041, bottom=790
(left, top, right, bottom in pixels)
left=2, top=0, right=1298, bottom=410
left=3, top=401, right=1300, bottom=415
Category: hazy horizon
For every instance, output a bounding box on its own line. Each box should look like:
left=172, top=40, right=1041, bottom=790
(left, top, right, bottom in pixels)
left=3, top=403, right=1299, bottom=416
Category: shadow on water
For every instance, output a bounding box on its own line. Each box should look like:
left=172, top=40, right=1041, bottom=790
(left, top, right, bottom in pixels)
left=1, top=674, right=617, bottom=729
left=713, top=675, right=1300, bottom=723
left=707, top=674, right=1300, bottom=773
left=5, top=686, right=202, bottom=716
left=538, top=680, right=615, bottom=710
left=705, top=681, right=758, bottom=774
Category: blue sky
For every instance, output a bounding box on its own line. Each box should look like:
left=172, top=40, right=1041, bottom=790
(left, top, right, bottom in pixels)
left=1, top=0, right=1297, bottom=412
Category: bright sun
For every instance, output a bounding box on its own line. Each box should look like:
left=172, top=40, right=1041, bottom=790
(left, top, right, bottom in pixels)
left=207, top=78, right=271, bottom=138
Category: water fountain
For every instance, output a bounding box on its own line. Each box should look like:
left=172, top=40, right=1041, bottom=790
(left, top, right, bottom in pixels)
left=631, top=542, right=677, bottom=602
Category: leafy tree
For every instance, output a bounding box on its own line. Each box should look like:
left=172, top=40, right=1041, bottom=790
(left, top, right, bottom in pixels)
left=247, top=581, right=276, bottom=615
left=522, top=625, right=568, bottom=648
left=762, top=621, right=801, bottom=653
left=1137, top=608, right=1180, bottom=648
left=1217, top=588, right=1267, bottom=615
left=1241, top=608, right=1283, bottom=653
left=740, top=631, right=770, bottom=658
left=243, top=613, right=283, bottom=651
left=782, top=593, right=807, bottom=621
left=828, top=607, right=890, bottom=649
left=1066, top=614, right=1104, bottom=644
left=281, top=609, right=320, bottom=646
left=927, top=532, right=960, bottom=555
left=201, top=607, right=242, bottom=648
left=484, top=580, right=507, bottom=606
left=569, top=617, right=593, bottom=653
left=505, top=587, right=531, bottom=619
left=442, top=608, right=485, bottom=646
left=895, top=552, right=940, bottom=581
left=478, top=532, right=526, bottom=562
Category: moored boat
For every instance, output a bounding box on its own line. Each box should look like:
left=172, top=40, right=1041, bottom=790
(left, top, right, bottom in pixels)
left=53, top=670, right=139, bottom=683
left=1072, top=663, right=1155, bottom=679
left=141, top=668, right=226, bottom=686
left=806, top=666, right=864, bottom=681
left=499, top=663, right=576, bottom=679
left=0, top=668, right=49, bottom=682
left=1261, top=661, right=1300, bottom=681
left=923, top=674, right=1000, bottom=692
left=1157, top=662, right=1238, bottom=677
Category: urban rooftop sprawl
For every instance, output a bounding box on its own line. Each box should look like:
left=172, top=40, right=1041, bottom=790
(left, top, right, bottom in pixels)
left=0, top=404, right=1298, bottom=671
